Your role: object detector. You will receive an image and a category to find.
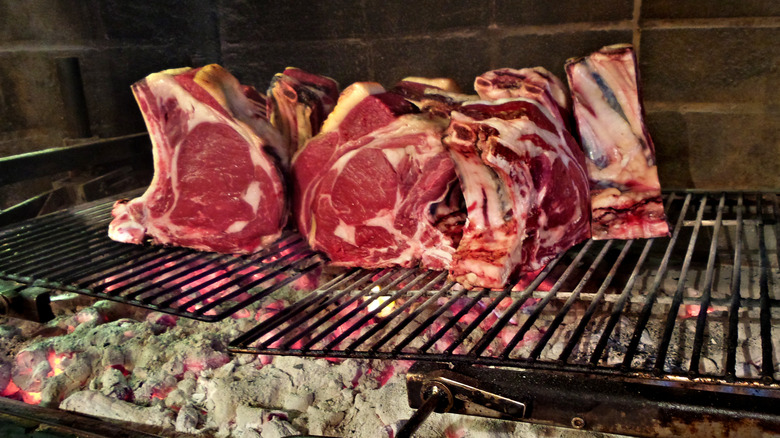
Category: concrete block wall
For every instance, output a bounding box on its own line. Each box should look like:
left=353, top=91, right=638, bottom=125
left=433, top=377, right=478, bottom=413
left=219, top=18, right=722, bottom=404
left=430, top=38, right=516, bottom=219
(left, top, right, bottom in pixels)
left=0, top=0, right=220, bottom=157
left=1, top=0, right=777, bottom=190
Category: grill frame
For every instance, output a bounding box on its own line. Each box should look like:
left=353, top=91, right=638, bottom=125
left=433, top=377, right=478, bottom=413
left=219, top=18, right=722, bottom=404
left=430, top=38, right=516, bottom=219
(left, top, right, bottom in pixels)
left=1, top=190, right=778, bottom=388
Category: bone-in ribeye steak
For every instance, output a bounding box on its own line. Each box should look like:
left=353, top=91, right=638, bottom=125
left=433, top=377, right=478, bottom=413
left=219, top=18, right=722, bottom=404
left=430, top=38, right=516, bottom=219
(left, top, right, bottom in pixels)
left=566, top=44, right=669, bottom=240
left=268, top=67, right=340, bottom=165
left=108, top=64, right=287, bottom=254
left=443, top=97, right=591, bottom=289
left=292, top=82, right=461, bottom=270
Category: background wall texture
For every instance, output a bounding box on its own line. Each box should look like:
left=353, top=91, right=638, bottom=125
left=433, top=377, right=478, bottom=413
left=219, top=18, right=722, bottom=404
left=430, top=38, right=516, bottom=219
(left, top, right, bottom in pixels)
left=1, top=0, right=778, bottom=189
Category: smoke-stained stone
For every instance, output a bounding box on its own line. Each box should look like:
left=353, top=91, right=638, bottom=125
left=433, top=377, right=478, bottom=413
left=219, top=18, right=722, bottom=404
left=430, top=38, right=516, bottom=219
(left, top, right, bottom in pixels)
left=369, top=35, right=491, bottom=91
left=364, top=0, right=491, bottom=37
left=222, top=40, right=371, bottom=92
left=640, top=28, right=780, bottom=105
left=650, top=110, right=780, bottom=190
left=496, top=30, right=633, bottom=83
left=646, top=111, right=694, bottom=189
left=495, top=0, right=633, bottom=25
left=0, top=1, right=99, bottom=42
left=79, top=45, right=201, bottom=139
left=98, top=0, right=219, bottom=48
left=642, top=0, right=780, bottom=19
left=0, top=53, right=66, bottom=137
left=219, top=0, right=368, bottom=43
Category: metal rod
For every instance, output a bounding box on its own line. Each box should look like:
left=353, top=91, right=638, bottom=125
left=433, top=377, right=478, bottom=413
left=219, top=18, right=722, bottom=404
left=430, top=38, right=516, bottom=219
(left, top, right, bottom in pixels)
left=724, top=194, right=744, bottom=381
left=557, top=239, right=636, bottom=364
left=88, top=249, right=195, bottom=293
left=419, top=288, right=489, bottom=353
left=244, top=269, right=380, bottom=349
left=468, top=256, right=562, bottom=357
left=369, top=279, right=456, bottom=352
left=301, top=269, right=417, bottom=350
left=444, top=286, right=513, bottom=355
left=190, top=253, right=324, bottom=318
left=688, top=193, right=726, bottom=377
left=396, top=384, right=449, bottom=438
left=756, top=194, right=775, bottom=383
left=229, top=269, right=366, bottom=348
left=349, top=271, right=448, bottom=351
left=390, top=286, right=470, bottom=354
left=266, top=269, right=391, bottom=350
left=334, top=271, right=433, bottom=351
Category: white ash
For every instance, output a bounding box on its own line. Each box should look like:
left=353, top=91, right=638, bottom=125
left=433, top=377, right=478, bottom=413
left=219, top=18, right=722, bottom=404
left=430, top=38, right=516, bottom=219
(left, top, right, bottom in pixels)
left=2, top=296, right=626, bottom=438
left=60, top=390, right=175, bottom=429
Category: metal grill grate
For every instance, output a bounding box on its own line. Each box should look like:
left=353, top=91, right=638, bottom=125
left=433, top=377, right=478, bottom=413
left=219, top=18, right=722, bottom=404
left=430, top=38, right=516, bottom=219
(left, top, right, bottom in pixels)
left=229, top=191, right=780, bottom=388
left=0, top=192, right=325, bottom=321
left=1, top=191, right=778, bottom=388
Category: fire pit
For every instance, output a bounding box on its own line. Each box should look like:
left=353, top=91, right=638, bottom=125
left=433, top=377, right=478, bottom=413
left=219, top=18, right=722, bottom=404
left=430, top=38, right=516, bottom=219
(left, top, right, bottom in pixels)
left=1, top=189, right=778, bottom=437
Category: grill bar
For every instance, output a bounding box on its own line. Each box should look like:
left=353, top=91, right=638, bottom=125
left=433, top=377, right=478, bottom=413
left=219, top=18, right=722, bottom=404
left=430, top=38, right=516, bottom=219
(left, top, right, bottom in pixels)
left=531, top=239, right=614, bottom=362
left=469, top=258, right=561, bottom=357
left=724, top=194, right=744, bottom=381
left=688, top=193, right=726, bottom=377
left=757, top=195, right=775, bottom=382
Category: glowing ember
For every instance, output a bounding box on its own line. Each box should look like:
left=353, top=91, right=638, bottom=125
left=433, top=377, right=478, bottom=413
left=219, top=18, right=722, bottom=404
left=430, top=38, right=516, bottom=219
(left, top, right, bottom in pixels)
left=47, top=351, right=69, bottom=377
left=367, top=296, right=396, bottom=318
left=22, top=390, right=42, bottom=404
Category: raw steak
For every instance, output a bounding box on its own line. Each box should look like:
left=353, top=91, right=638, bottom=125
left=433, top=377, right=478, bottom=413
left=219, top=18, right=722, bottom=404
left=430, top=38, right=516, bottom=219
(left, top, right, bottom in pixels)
left=268, top=67, right=339, bottom=165
left=390, top=78, right=478, bottom=118
left=474, top=67, right=571, bottom=129
left=443, top=98, right=591, bottom=289
left=566, top=44, right=669, bottom=240
left=292, top=82, right=461, bottom=270
left=108, top=64, right=287, bottom=254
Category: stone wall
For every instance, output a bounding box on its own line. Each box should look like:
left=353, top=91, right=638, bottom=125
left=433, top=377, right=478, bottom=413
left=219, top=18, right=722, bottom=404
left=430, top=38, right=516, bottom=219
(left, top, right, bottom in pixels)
left=1, top=0, right=777, bottom=189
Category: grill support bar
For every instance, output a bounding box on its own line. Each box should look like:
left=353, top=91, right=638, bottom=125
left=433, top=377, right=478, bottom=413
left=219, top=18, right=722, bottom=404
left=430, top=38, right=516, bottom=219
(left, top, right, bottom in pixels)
left=406, top=362, right=780, bottom=438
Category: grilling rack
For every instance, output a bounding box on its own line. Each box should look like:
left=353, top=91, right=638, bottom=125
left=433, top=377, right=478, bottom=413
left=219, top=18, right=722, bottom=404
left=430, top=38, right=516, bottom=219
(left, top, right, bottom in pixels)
left=1, top=190, right=779, bottom=437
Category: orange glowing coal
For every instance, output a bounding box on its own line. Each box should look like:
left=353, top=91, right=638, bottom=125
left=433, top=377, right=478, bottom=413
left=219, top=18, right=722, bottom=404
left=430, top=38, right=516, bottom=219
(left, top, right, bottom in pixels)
left=1, top=380, right=42, bottom=405
left=366, top=286, right=396, bottom=318
left=47, top=352, right=65, bottom=377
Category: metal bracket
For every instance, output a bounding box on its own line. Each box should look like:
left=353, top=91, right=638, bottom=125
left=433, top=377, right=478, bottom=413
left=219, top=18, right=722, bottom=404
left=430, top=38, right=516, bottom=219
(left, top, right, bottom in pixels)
left=0, top=285, right=54, bottom=323
left=404, top=362, right=780, bottom=437
left=399, top=363, right=528, bottom=437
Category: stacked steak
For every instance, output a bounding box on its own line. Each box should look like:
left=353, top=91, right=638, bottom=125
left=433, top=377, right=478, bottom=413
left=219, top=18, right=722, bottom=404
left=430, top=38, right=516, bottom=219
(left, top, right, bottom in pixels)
left=110, top=44, right=668, bottom=289
left=442, top=70, right=591, bottom=289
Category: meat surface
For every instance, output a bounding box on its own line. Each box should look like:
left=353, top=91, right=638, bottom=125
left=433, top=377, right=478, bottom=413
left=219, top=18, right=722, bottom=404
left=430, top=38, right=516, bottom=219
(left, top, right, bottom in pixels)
left=108, top=64, right=287, bottom=254
left=390, top=78, right=478, bottom=118
left=268, top=67, right=339, bottom=165
left=443, top=98, right=591, bottom=289
left=474, top=67, right=572, bottom=129
left=292, top=82, right=461, bottom=270
left=566, top=44, right=669, bottom=240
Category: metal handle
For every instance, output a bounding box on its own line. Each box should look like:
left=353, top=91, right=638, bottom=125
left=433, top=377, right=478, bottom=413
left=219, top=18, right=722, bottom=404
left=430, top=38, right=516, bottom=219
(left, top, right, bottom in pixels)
left=397, top=383, right=453, bottom=438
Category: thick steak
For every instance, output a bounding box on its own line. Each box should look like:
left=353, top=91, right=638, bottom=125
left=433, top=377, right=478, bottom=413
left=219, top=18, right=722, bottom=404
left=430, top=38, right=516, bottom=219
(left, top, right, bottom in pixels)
left=443, top=98, right=590, bottom=289
left=108, top=65, right=286, bottom=254
left=566, top=44, right=670, bottom=240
